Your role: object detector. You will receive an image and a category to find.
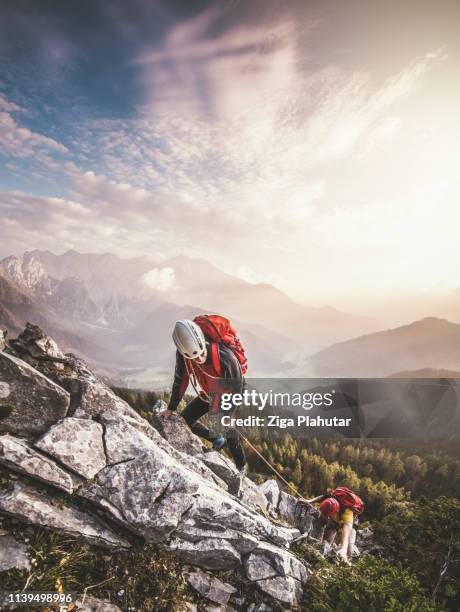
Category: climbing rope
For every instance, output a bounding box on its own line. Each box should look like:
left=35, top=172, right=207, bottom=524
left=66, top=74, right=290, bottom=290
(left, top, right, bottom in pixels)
left=238, top=431, right=308, bottom=501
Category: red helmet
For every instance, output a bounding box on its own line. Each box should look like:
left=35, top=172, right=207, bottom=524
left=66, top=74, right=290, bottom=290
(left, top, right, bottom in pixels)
left=319, top=497, right=340, bottom=518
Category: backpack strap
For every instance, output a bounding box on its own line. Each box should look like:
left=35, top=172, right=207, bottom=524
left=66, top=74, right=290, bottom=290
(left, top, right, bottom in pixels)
left=210, top=342, right=222, bottom=377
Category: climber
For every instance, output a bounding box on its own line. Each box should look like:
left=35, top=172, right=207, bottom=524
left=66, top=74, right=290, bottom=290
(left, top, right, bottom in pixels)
left=160, top=316, right=247, bottom=476
left=299, top=487, right=364, bottom=563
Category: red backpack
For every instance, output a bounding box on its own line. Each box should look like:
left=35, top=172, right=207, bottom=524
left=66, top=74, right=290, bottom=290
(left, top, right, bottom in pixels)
left=331, top=487, right=364, bottom=515
left=194, top=314, right=248, bottom=375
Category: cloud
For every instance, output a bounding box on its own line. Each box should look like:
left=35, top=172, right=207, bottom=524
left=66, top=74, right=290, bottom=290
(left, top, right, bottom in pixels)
left=1, top=4, right=457, bottom=296
left=141, top=267, right=176, bottom=291
left=0, top=94, right=68, bottom=171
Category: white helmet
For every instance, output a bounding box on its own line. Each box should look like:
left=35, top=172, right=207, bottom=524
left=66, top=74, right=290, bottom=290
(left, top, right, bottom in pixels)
left=172, top=320, right=207, bottom=363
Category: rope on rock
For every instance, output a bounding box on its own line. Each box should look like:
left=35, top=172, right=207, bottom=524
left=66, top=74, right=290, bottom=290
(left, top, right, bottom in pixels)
left=239, top=431, right=307, bottom=501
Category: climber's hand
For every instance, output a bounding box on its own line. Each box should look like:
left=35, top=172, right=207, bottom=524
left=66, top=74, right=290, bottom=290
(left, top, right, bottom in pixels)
left=160, top=409, right=174, bottom=419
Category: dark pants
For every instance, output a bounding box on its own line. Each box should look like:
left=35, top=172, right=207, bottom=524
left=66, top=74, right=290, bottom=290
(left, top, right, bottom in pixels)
left=181, top=396, right=246, bottom=469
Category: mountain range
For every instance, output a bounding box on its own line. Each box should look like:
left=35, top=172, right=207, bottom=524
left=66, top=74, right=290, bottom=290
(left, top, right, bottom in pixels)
left=0, top=250, right=374, bottom=383
left=1, top=250, right=458, bottom=385
left=307, top=317, right=460, bottom=377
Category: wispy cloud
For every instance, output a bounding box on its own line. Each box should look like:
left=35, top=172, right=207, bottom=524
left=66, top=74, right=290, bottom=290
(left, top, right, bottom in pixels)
left=0, top=94, right=68, bottom=160
left=0, top=3, right=458, bottom=295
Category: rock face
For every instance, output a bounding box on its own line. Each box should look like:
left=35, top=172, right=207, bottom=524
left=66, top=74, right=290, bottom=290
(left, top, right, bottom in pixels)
left=198, top=451, right=269, bottom=514
left=74, top=595, right=121, bottom=612
left=0, top=533, right=30, bottom=571
left=186, top=568, right=237, bottom=605
left=0, top=351, right=70, bottom=436
left=157, top=411, right=203, bottom=456
left=0, top=434, right=79, bottom=493
left=0, top=482, right=129, bottom=549
left=0, top=326, right=311, bottom=608
left=259, top=479, right=280, bottom=511
left=245, top=541, right=310, bottom=607
left=8, top=322, right=65, bottom=360
left=36, top=417, right=106, bottom=479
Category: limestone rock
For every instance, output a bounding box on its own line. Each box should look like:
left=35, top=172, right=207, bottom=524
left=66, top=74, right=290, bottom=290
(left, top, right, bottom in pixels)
left=259, top=480, right=280, bottom=510
left=186, top=568, right=237, bottom=605
left=101, top=411, right=227, bottom=490
left=81, top=449, right=197, bottom=541
left=0, top=534, right=30, bottom=571
left=0, top=434, right=80, bottom=493
left=75, top=595, right=121, bottom=611
left=356, top=526, right=384, bottom=555
left=0, top=482, right=129, bottom=549
left=174, top=519, right=259, bottom=555
left=198, top=451, right=238, bottom=489
left=36, top=354, right=150, bottom=426
left=278, top=491, right=322, bottom=537
left=245, top=541, right=310, bottom=607
left=169, top=538, right=241, bottom=570
left=0, top=326, right=319, bottom=607
left=0, top=351, right=69, bottom=436
left=198, top=451, right=269, bottom=514
left=154, top=411, right=203, bottom=456
left=81, top=437, right=297, bottom=556
left=8, top=322, right=65, bottom=361
left=36, top=417, right=106, bottom=479
left=278, top=491, right=298, bottom=524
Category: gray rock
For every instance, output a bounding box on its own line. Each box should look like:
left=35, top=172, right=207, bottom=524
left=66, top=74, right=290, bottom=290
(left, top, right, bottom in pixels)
left=356, top=526, right=383, bottom=555
left=175, top=520, right=259, bottom=555
left=0, top=330, right=6, bottom=351
left=186, top=568, right=237, bottom=605
left=101, top=412, right=161, bottom=465
left=0, top=482, right=129, bottom=549
left=245, top=541, right=310, bottom=607
left=239, top=478, right=270, bottom=516
left=198, top=452, right=269, bottom=514
left=36, top=417, right=106, bottom=479
left=0, top=351, right=70, bottom=436
left=359, top=526, right=374, bottom=539
left=81, top=448, right=197, bottom=541
left=155, top=411, right=203, bottom=456
left=0, top=434, right=80, bottom=493
left=75, top=595, right=121, bottom=611
left=101, top=411, right=227, bottom=490
left=169, top=538, right=241, bottom=569
left=0, top=534, right=30, bottom=571
left=198, top=451, right=239, bottom=489
left=259, top=480, right=280, bottom=510
left=8, top=323, right=64, bottom=361
left=278, top=491, right=298, bottom=524
left=277, top=491, right=323, bottom=537
left=39, top=355, right=150, bottom=426
left=0, top=329, right=316, bottom=607
left=81, top=433, right=298, bottom=556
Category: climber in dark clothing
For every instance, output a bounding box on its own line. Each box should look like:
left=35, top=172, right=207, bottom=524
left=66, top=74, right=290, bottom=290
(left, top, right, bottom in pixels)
left=161, top=319, right=246, bottom=471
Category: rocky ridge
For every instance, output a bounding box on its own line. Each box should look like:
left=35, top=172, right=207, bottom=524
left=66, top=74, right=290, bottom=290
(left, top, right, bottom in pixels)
left=0, top=324, right=373, bottom=610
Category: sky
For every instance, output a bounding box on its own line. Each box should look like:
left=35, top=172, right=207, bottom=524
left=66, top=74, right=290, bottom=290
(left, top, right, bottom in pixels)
left=0, top=0, right=459, bottom=300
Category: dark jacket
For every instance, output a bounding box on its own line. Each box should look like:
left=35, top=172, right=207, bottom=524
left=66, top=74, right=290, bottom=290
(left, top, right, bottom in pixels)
left=168, top=340, right=244, bottom=412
